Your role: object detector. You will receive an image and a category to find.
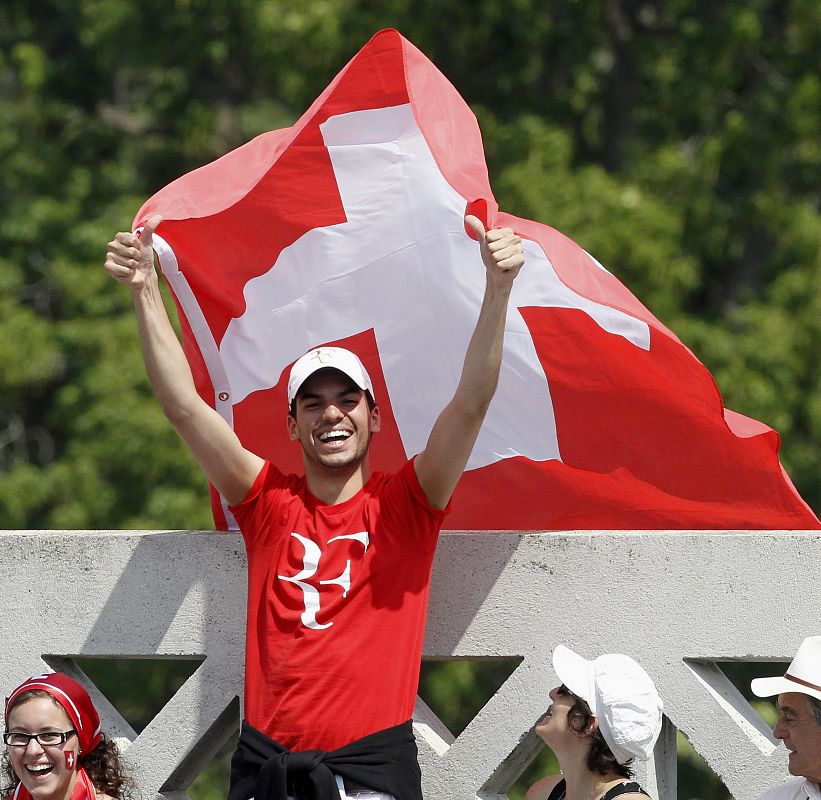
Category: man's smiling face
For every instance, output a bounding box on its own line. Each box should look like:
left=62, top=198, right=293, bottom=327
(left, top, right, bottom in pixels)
left=773, top=692, right=821, bottom=784
left=288, top=368, right=380, bottom=472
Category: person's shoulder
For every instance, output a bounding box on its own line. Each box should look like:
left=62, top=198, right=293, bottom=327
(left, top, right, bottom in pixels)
left=525, top=774, right=563, bottom=800
left=758, top=778, right=811, bottom=800
left=231, top=460, right=298, bottom=508
left=368, top=461, right=412, bottom=497
left=380, top=458, right=446, bottom=504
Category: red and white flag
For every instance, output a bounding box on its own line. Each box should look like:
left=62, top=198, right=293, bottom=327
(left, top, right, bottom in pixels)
left=135, top=29, right=819, bottom=531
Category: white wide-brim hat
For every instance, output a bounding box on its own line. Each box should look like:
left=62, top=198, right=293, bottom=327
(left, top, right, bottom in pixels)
left=287, top=346, right=375, bottom=406
left=553, top=645, right=663, bottom=765
left=751, top=636, right=821, bottom=702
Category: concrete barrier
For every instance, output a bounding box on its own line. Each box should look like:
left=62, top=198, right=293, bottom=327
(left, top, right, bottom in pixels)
left=1, top=530, right=819, bottom=799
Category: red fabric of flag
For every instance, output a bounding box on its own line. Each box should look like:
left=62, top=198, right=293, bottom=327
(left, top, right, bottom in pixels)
left=134, top=29, right=819, bottom=531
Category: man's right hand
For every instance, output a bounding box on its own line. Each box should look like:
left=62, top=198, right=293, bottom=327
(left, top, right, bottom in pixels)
left=104, top=214, right=163, bottom=291
left=103, top=212, right=264, bottom=506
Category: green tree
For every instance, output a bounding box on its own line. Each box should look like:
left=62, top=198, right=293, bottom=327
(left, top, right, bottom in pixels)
left=1, top=3, right=817, bottom=798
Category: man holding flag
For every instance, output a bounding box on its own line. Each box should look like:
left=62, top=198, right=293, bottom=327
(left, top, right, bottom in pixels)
left=105, top=212, right=523, bottom=800
left=114, top=29, right=818, bottom=533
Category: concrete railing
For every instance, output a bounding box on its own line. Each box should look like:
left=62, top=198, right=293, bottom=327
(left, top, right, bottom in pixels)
left=2, top=530, right=819, bottom=800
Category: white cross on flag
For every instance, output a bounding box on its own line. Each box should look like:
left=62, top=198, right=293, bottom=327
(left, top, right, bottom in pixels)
left=135, top=29, right=818, bottom=531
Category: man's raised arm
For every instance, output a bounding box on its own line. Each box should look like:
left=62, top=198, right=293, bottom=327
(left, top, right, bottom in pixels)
left=414, top=215, right=524, bottom=509
left=105, top=215, right=263, bottom=506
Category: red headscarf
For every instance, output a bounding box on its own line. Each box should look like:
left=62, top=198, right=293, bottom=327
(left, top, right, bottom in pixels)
left=5, top=672, right=103, bottom=800
left=4, top=673, right=102, bottom=755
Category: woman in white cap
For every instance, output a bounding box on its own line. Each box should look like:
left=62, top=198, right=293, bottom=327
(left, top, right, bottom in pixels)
left=526, top=645, right=664, bottom=800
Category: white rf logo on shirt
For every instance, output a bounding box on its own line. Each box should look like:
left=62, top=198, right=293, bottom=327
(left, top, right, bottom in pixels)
left=277, top=531, right=369, bottom=630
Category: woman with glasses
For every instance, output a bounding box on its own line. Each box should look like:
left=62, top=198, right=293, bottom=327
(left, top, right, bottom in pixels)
left=526, top=645, right=664, bottom=800
left=2, top=673, right=133, bottom=800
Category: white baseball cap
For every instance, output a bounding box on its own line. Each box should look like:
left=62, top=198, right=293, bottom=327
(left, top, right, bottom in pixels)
left=553, top=645, right=663, bottom=764
left=287, top=347, right=375, bottom=407
left=751, top=636, right=821, bottom=703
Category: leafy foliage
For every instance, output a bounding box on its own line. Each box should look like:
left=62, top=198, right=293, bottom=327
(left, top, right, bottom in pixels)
left=2, top=1, right=818, bottom=797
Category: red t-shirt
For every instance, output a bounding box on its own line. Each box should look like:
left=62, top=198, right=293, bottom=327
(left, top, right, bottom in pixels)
left=230, top=458, right=449, bottom=751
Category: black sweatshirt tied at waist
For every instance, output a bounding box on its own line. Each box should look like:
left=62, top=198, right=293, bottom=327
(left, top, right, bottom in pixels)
left=228, top=720, right=423, bottom=800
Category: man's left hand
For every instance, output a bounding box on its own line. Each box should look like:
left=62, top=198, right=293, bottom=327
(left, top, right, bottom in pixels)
left=465, top=215, right=525, bottom=288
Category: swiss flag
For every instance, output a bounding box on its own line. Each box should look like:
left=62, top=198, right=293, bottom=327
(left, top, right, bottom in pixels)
left=134, top=29, right=819, bottom=531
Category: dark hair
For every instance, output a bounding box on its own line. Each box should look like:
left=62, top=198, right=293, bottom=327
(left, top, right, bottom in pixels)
left=567, top=695, right=634, bottom=779
left=2, top=690, right=135, bottom=800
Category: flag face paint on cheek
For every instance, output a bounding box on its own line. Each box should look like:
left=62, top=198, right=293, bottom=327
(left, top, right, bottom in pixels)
left=64, top=751, right=75, bottom=769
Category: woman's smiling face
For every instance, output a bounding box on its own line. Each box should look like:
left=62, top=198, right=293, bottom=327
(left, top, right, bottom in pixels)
left=6, top=696, right=79, bottom=800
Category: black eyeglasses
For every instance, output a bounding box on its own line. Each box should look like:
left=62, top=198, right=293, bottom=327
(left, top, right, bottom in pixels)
left=3, top=730, right=77, bottom=747
left=556, top=684, right=575, bottom=697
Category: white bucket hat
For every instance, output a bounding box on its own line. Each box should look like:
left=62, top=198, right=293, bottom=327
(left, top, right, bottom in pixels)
left=751, top=636, right=821, bottom=702
left=553, top=645, right=663, bottom=764
left=287, top=347, right=375, bottom=407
